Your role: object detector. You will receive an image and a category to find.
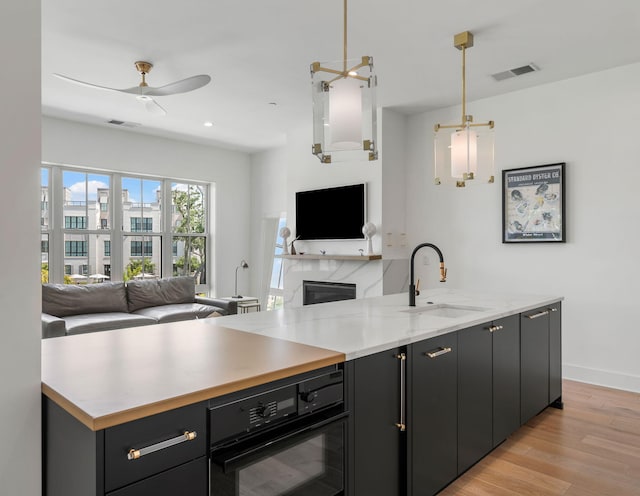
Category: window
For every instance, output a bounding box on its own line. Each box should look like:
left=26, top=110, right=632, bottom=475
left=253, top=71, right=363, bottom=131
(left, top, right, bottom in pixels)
left=130, top=240, right=153, bottom=256
left=65, top=240, right=87, bottom=257
left=65, top=216, right=87, bottom=229
left=171, top=182, right=207, bottom=284
left=130, top=217, right=153, bottom=232
left=266, top=215, right=287, bottom=311
left=42, top=166, right=210, bottom=288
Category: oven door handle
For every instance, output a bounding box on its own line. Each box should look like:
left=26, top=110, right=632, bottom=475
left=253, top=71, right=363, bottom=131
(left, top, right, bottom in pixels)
left=211, top=411, right=348, bottom=473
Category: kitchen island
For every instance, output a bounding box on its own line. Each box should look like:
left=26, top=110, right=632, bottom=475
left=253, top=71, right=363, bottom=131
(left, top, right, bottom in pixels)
left=42, top=288, right=563, bottom=496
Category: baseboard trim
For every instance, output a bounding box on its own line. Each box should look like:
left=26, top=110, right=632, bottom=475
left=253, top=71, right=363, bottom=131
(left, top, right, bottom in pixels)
left=563, top=364, right=640, bottom=393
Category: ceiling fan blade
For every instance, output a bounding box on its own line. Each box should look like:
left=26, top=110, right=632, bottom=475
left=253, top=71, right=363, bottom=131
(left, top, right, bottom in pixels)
left=143, top=97, right=167, bottom=115
left=53, top=73, right=139, bottom=94
left=143, top=75, right=211, bottom=96
left=53, top=73, right=118, bottom=92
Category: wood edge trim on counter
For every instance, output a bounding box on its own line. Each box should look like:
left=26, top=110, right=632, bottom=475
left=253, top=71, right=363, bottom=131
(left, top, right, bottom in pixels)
left=42, top=353, right=345, bottom=431
left=281, top=254, right=382, bottom=261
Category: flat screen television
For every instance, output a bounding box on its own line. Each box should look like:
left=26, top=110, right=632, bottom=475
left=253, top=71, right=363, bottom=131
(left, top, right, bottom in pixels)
left=295, top=183, right=366, bottom=240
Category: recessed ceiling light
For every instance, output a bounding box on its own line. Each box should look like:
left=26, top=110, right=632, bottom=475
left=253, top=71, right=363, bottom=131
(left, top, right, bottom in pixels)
left=203, top=121, right=213, bottom=127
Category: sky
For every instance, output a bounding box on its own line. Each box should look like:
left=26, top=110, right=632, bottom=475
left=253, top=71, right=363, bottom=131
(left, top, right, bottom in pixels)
left=42, top=168, right=168, bottom=203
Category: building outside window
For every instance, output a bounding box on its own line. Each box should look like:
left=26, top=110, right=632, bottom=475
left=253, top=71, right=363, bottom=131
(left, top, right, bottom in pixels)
left=65, top=240, right=87, bottom=257
left=104, top=240, right=110, bottom=256
left=65, top=216, right=87, bottom=229
left=130, top=240, right=153, bottom=256
left=130, top=217, right=153, bottom=232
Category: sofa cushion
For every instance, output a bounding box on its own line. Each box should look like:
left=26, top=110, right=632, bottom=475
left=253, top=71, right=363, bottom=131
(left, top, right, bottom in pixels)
left=42, top=282, right=128, bottom=317
left=132, top=303, right=225, bottom=323
left=64, top=313, right=157, bottom=335
left=126, top=276, right=195, bottom=312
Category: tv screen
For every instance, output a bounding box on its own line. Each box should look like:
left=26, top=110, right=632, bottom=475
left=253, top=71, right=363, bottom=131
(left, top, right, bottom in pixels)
left=296, top=183, right=366, bottom=240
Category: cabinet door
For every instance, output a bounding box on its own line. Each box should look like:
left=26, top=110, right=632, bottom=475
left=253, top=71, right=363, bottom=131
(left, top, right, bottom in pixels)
left=492, top=315, right=520, bottom=447
left=458, top=324, right=492, bottom=474
left=520, top=307, right=550, bottom=424
left=107, top=457, right=207, bottom=496
left=352, top=348, right=403, bottom=496
left=549, top=302, right=562, bottom=405
left=104, top=402, right=206, bottom=492
left=410, top=333, right=457, bottom=496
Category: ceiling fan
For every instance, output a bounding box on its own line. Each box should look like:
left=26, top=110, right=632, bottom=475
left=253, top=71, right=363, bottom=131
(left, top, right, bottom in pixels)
left=53, top=61, right=211, bottom=115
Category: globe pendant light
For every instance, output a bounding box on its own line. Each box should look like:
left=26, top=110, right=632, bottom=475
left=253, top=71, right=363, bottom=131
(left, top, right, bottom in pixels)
left=434, top=31, right=494, bottom=187
left=311, top=0, right=378, bottom=163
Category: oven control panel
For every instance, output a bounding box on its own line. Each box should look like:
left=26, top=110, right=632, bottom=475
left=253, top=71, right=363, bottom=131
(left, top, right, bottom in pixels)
left=209, top=369, right=344, bottom=447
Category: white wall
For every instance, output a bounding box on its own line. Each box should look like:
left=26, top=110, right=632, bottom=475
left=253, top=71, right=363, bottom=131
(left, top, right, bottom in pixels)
left=406, top=62, right=640, bottom=392
left=249, top=147, right=288, bottom=303
left=0, top=1, right=41, bottom=493
left=42, top=116, right=252, bottom=297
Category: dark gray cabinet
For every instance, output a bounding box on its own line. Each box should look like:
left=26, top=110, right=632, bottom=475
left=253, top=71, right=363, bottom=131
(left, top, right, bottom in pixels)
left=349, top=347, right=404, bottom=496
left=521, top=304, right=563, bottom=424
left=410, top=333, right=458, bottom=496
left=457, top=323, right=492, bottom=474
left=44, top=399, right=207, bottom=496
left=492, top=314, right=521, bottom=447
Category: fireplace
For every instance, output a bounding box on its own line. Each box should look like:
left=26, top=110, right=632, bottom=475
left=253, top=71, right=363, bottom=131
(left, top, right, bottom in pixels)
left=303, top=280, right=356, bottom=306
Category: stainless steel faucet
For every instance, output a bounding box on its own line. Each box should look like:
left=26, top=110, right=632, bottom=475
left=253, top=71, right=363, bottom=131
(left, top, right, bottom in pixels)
left=409, top=243, right=447, bottom=306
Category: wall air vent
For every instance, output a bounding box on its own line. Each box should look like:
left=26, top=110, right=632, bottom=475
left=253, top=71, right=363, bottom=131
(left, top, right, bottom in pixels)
left=106, top=119, right=141, bottom=128
left=491, top=63, right=539, bottom=82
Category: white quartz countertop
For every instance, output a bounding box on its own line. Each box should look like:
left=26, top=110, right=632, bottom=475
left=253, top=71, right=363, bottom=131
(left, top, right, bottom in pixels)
left=207, top=289, right=563, bottom=360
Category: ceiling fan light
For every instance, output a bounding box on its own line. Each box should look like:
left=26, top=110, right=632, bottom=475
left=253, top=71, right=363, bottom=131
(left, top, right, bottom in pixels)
left=136, top=95, right=153, bottom=102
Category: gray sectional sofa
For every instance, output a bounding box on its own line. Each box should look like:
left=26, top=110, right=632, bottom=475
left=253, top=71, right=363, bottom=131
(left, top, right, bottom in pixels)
left=41, top=276, right=236, bottom=338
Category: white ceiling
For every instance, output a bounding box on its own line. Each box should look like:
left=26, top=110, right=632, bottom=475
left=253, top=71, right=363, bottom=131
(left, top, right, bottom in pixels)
left=42, top=0, right=640, bottom=153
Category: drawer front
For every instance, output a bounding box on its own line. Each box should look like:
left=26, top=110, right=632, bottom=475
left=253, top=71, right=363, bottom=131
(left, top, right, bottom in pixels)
left=105, top=402, right=206, bottom=492
left=107, top=456, right=207, bottom=496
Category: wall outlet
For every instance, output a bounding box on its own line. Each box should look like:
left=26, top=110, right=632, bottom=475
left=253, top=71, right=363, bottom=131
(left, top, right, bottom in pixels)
left=423, top=255, right=430, bottom=266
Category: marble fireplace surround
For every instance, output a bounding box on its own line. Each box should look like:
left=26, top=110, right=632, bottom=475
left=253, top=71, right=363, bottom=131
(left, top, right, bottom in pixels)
left=283, top=257, right=409, bottom=308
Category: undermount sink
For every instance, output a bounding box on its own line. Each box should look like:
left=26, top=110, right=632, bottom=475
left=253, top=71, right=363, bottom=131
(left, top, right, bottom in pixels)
left=401, top=303, right=489, bottom=318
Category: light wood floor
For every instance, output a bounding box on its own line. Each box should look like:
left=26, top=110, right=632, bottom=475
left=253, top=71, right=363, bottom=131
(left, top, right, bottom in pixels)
left=439, top=380, right=640, bottom=496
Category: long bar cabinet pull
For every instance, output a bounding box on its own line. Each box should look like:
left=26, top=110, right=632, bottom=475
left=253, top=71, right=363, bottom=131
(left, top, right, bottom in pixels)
left=488, top=325, right=504, bottom=333
left=127, top=431, right=197, bottom=461
left=526, top=310, right=549, bottom=320
left=395, top=353, right=406, bottom=432
left=426, top=347, right=452, bottom=359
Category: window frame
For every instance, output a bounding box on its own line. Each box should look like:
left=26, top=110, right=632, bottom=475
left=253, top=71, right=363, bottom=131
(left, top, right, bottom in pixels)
left=41, top=163, right=212, bottom=293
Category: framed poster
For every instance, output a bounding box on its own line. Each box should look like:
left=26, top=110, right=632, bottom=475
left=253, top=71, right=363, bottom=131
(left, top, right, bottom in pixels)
left=502, top=163, right=565, bottom=243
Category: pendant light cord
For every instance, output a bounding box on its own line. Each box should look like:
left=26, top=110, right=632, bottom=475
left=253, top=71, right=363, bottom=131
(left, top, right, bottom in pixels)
left=461, top=44, right=466, bottom=123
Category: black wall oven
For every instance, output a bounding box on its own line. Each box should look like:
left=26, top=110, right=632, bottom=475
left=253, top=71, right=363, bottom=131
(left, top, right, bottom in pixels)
left=209, top=368, right=347, bottom=496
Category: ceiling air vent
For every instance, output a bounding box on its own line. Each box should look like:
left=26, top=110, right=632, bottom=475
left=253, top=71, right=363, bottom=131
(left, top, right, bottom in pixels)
left=491, top=63, right=539, bottom=82
left=106, top=119, right=141, bottom=128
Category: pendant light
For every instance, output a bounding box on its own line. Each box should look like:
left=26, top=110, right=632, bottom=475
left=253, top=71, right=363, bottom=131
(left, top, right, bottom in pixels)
left=434, top=31, right=494, bottom=187
left=311, top=0, right=378, bottom=163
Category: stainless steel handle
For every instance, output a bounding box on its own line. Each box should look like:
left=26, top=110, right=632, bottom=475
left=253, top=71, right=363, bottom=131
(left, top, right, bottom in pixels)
left=488, top=324, right=504, bottom=333
left=426, top=347, right=452, bottom=358
left=395, top=353, right=406, bottom=432
left=549, top=307, right=558, bottom=312
left=526, top=310, right=549, bottom=320
left=127, top=431, right=197, bottom=461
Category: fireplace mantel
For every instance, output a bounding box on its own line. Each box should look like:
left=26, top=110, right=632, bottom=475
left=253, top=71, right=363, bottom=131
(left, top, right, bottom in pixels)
left=281, top=254, right=381, bottom=261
